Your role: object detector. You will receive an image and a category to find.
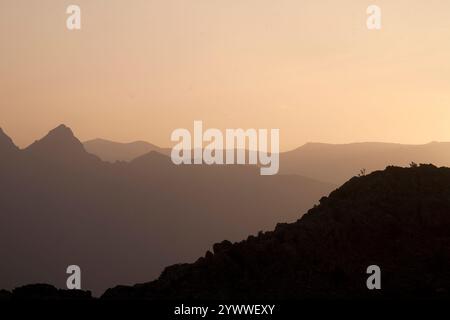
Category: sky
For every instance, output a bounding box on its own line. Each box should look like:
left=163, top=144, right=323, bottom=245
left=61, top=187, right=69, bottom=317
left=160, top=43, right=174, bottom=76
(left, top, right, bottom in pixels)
left=0, top=0, right=449, bottom=151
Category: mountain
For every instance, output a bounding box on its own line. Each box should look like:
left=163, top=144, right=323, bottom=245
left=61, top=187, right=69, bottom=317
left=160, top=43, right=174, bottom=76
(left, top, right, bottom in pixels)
left=103, top=164, right=450, bottom=300
left=0, top=128, right=18, bottom=152
left=0, top=128, right=20, bottom=169
left=26, top=124, right=83, bottom=153
left=83, top=138, right=170, bottom=162
left=0, top=125, right=333, bottom=295
left=24, top=124, right=100, bottom=165
left=83, top=139, right=450, bottom=185
left=280, top=142, right=450, bottom=184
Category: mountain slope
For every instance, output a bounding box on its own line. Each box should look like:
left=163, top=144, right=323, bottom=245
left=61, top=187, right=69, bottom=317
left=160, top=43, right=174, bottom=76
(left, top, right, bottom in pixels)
left=103, top=164, right=450, bottom=299
left=0, top=128, right=19, bottom=154
left=0, top=128, right=20, bottom=168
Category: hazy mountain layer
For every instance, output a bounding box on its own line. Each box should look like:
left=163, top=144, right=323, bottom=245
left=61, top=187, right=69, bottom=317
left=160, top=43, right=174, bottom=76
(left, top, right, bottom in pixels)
left=280, top=142, right=450, bottom=184
left=84, top=138, right=170, bottom=162
left=83, top=138, right=450, bottom=185
left=0, top=125, right=332, bottom=295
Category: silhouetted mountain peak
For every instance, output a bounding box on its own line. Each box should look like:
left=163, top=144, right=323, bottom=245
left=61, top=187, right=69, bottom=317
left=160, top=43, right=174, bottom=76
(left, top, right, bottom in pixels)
left=24, top=125, right=99, bottom=163
left=48, top=124, right=74, bottom=137
left=26, top=124, right=81, bottom=150
left=0, top=127, right=19, bottom=153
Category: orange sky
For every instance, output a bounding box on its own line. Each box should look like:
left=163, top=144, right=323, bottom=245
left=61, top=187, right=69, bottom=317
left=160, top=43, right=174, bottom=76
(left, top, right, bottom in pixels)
left=1, top=0, right=449, bottom=151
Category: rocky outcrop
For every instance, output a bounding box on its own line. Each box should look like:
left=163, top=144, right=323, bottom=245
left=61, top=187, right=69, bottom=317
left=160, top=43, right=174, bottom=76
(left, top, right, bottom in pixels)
left=0, top=284, right=92, bottom=300
left=103, top=164, right=450, bottom=300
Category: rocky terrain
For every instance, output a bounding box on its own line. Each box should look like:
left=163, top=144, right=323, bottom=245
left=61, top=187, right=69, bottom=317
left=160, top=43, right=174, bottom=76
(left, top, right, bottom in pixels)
left=0, top=284, right=91, bottom=301
left=102, top=164, right=450, bottom=299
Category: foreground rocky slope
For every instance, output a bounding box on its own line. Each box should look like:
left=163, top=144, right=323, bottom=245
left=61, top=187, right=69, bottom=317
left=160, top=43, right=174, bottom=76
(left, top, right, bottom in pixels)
left=0, top=284, right=91, bottom=300
left=103, top=164, right=450, bottom=299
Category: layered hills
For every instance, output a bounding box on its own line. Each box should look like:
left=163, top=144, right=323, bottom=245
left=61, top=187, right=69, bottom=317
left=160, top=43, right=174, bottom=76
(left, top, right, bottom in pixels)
left=0, top=125, right=331, bottom=295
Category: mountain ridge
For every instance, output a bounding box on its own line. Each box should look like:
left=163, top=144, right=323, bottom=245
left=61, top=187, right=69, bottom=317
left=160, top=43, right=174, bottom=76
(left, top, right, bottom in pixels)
left=83, top=138, right=170, bottom=162
left=81, top=136, right=450, bottom=185
left=0, top=124, right=333, bottom=295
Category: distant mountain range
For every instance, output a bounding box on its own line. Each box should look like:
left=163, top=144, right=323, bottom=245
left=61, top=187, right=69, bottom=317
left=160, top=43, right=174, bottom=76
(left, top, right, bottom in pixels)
left=0, top=125, right=332, bottom=295
left=83, top=138, right=171, bottom=162
left=83, top=138, right=450, bottom=185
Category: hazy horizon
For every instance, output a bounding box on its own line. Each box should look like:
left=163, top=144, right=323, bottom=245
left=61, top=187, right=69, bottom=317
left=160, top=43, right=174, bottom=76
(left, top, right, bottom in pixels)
left=1, top=0, right=450, bottom=151
left=3, top=123, right=450, bottom=152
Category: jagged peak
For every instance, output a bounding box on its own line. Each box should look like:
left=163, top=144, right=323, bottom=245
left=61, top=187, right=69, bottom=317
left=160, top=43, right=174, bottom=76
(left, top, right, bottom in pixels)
left=28, top=124, right=78, bottom=145
left=24, top=124, right=90, bottom=160
left=46, top=124, right=75, bottom=138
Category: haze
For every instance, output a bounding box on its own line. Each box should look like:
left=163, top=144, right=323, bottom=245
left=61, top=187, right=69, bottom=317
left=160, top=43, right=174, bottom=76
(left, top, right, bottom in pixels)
left=1, top=0, right=449, bottom=150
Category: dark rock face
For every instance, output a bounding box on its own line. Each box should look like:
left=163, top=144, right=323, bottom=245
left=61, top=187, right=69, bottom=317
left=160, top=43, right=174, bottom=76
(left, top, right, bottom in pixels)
left=0, top=284, right=92, bottom=300
left=103, top=165, right=450, bottom=300
left=0, top=290, right=12, bottom=301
